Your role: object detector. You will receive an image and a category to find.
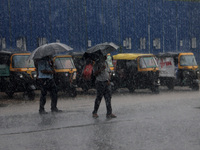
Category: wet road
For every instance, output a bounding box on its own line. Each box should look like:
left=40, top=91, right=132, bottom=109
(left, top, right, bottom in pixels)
left=0, top=88, right=200, bottom=150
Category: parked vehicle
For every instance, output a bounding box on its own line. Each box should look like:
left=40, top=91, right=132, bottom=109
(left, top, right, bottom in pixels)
left=156, top=52, right=199, bottom=90
left=0, top=51, right=37, bottom=100
left=112, top=53, right=160, bottom=93
left=53, top=55, right=77, bottom=97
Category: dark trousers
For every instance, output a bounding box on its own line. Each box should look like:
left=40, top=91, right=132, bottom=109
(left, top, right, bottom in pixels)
left=39, top=78, right=58, bottom=111
left=93, top=81, right=112, bottom=115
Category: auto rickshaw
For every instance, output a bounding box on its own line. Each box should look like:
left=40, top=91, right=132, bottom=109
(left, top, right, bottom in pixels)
left=112, top=53, right=160, bottom=93
left=0, top=51, right=37, bottom=99
left=53, top=55, right=77, bottom=97
left=156, top=52, right=199, bottom=90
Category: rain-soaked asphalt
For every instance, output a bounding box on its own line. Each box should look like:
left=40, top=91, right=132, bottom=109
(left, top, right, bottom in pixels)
left=0, top=87, right=200, bottom=150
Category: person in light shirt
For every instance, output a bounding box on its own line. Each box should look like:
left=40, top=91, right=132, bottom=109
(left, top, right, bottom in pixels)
left=92, top=55, right=116, bottom=119
left=36, top=56, right=62, bottom=114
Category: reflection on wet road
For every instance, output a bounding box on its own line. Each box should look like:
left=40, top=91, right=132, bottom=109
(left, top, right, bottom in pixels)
left=0, top=87, right=200, bottom=150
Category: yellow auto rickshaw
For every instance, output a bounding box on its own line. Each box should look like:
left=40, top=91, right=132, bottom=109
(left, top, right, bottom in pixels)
left=156, top=52, right=199, bottom=90
left=112, top=53, right=160, bottom=93
left=53, top=55, right=77, bottom=97
left=0, top=51, right=37, bottom=99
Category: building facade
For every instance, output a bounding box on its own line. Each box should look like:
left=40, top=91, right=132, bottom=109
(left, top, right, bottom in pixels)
left=0, top=0, right=200, bottom=63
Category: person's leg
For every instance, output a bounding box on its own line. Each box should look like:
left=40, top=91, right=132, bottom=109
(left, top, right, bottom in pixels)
left=104, top=84, right=112, bottom=115
left=92, top=82, right=103, bottom=115
left=39, top=80, right=47, bottom=113
left=48, top=79, right=58, bottom=111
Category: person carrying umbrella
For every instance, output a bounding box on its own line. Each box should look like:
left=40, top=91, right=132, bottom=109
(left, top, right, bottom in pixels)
left=92, top=54, right=116, bottom=118
left=28, top=42, right=73, bottom=114
left=36, top=56, right=62, bottom=114
left=85, top=42, right=118, bottom=119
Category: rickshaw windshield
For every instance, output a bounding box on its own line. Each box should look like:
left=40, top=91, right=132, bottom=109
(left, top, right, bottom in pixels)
left=54, top=57, right=74, bottom=69
left=180, top=55, right=197, bottom=66
left=106, top=55, right=114, bottom=67
left=139, top=56, right=158, bottom=68
left=12, top=55, right=35, bottom=68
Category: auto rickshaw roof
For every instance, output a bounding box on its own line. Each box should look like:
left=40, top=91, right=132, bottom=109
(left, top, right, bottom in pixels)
left=113, top=53, right=154, bottom=60
left=0, top=50, right=12, bottom=55
left=0, top=50, right=32, bottom=56
left=156, top=52, right=194, bottom=58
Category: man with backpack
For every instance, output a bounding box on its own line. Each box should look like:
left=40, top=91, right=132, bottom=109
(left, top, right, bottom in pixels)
left=92, top=55, right=117, bottom=119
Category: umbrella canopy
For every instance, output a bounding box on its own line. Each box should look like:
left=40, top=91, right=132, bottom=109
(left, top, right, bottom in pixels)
left=86, top=42, right=119, bottom=55
left=84, top=42, right=119, bottom=61
left=27, top=42, right=73, bottom=61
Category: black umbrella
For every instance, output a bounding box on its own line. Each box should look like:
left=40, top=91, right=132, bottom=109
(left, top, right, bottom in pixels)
left=84, top=42, right=119, bottom=61
left=27, top=42, right=73, bottom=61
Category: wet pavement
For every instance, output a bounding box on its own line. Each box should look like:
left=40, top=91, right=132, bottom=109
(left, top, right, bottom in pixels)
left=0, top=88, right=200, bottom=150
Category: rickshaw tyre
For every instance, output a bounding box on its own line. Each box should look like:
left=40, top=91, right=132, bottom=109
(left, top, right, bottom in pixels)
left=6, top=91, right=14, bottom=98
left=151, top=86, right=159, bottom=94
left=5, top=83, right=14, bottom=98
left=167, top=78, right=174, bottom=90
left=191, top=83, right=199, bottom=91
left=28, top=92, right=35, bottom=100
left=128, top=87, right=135, bottom=93
left=82, top=86, right=89, bottom=93
left=69, top=90, right=77, bottom=97
left=167, top=84, right=174, bottom=90
left=23, top=91, right=35, bottom=100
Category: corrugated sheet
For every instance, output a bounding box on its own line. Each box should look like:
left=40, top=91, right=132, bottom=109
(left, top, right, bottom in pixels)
left=0, top=0, right=200, bottom=63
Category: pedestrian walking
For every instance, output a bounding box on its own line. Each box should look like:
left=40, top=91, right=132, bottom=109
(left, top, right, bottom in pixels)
left=92, top=55, right=116, bottom=119
left=35, top=56, right=62, bottom=114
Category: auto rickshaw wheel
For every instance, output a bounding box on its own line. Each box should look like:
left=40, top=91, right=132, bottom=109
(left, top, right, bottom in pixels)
left=128, top=86, right=135, bottom=93
left=23, top=91, right=35, bottom=100
left=5, top=83, right=14, bottom=98
left=81, top=86, right=89, bottom=92
left=69, top=88, right=77, bottom=97
left=5, top=91, right=14, bottom=98
left=191, top=83, right=199, bottom=91
left=151, top=86, right=159, bottom=94
left=167, top=78, right=174, bottom=90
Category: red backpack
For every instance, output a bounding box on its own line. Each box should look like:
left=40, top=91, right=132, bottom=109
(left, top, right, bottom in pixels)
left=82, top=63, right=93, bottom=80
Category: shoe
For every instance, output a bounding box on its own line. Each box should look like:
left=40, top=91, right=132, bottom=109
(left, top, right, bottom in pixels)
left=39, top=110, right=48, bottom=114
left=51, top=108, right=63, bottom=113
left=106, top=114, right=117, bottom=119
left=92, top=113, right=99, bottom=118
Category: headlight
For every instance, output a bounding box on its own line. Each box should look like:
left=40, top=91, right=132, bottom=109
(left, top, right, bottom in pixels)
left=65, top=73, right=69, bottom=76
left=112, top=72, right=115, bottom=76
left=197, top=71, right=199, bottom=74
left=33, top=74, right=37, bottom=78
left=157, top=79, right=160, bottom=84
left=183, top=71, right=190, bottom=76
left=19, top=74, right=23, bottom=78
